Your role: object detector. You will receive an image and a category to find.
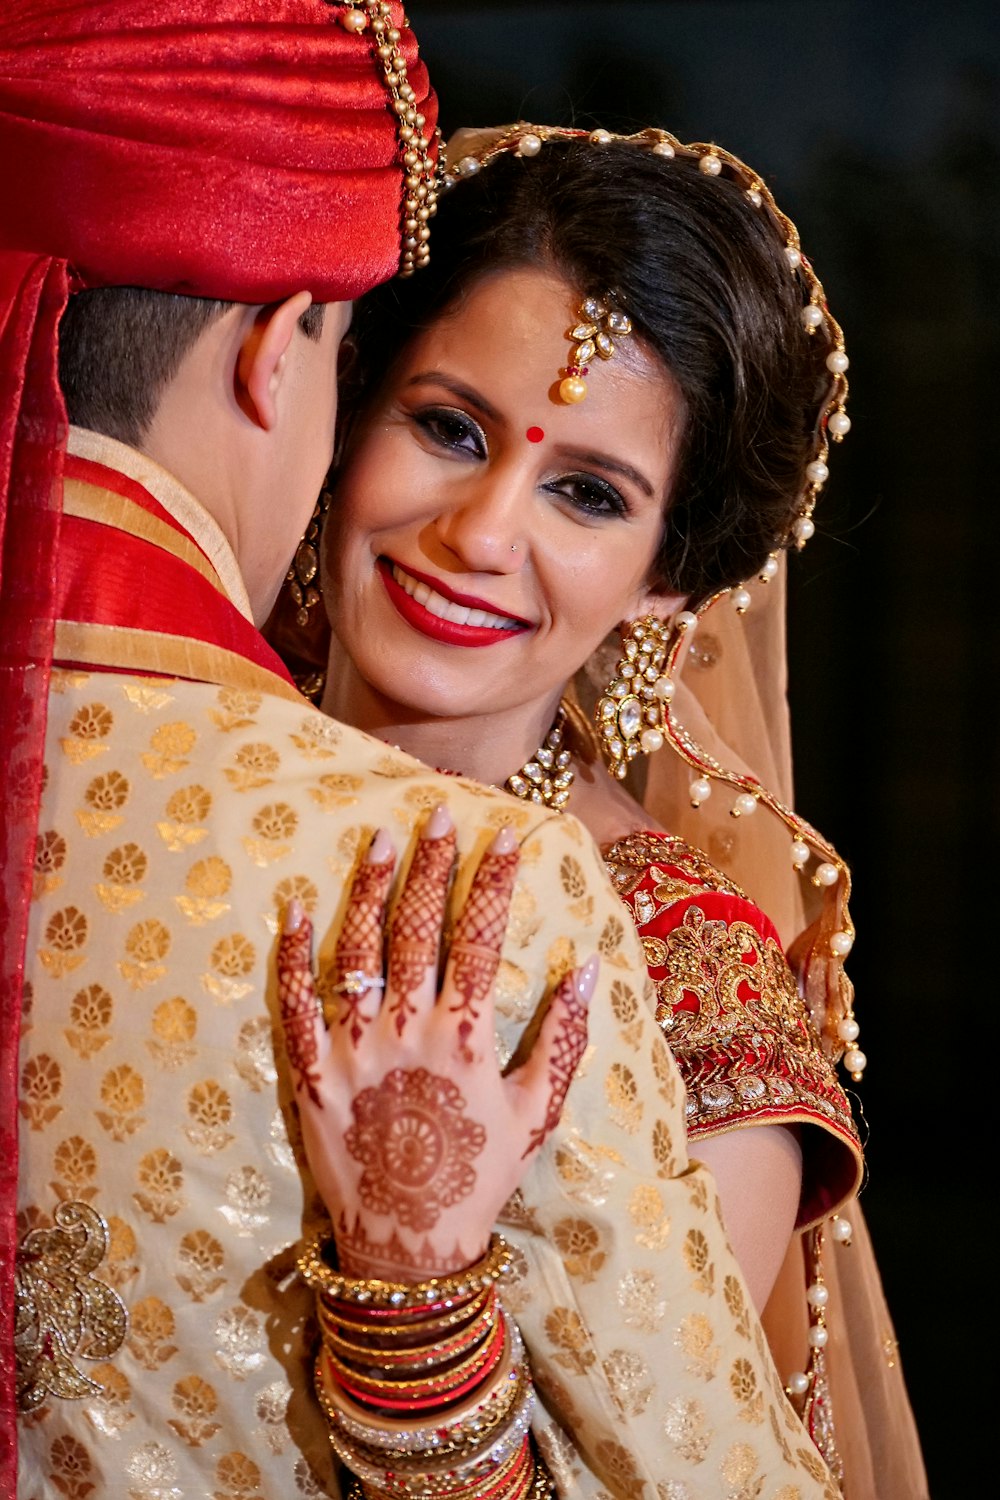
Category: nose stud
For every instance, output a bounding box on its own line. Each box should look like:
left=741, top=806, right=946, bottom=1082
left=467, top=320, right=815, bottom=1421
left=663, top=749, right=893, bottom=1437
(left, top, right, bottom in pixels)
left=511, top=544, right=518, bottom=553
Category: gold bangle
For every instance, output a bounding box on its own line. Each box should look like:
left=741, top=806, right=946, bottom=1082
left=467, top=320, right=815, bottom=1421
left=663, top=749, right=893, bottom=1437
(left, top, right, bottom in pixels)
left=299, top=1232, right=513, bottom=1310
left=320, top=1312, right=505, bottom=1401
left=321, top=1283, right=492, bottom=1342
left=317, top=1324, right=527, bottom=1456
left=321, top=1289, right=497, bottom=1369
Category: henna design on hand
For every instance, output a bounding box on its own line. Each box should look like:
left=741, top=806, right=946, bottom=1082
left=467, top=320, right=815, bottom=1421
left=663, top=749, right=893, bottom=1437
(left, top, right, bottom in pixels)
left=278, top=918, right=323, bottom=1108
left=386, top=829, right=456, bottom=1036
left=334, top=1214, right=464, bottom=1280
left=523, top=971, right=590, bottom=1157
left=448, top=846, right=519, bottom=1054
left=332, top=851, right=394, bottom=1047
left=345, top=1068, right=485, bottom=1232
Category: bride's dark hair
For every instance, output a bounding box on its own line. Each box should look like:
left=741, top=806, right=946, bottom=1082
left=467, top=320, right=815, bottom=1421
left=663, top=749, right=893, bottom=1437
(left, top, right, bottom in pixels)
left=345, top=137, right=831, bottom=604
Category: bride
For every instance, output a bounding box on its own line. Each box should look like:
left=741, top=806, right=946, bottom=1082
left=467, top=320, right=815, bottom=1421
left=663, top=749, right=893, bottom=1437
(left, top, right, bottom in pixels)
left=276, top=124, right=925, bottom=1498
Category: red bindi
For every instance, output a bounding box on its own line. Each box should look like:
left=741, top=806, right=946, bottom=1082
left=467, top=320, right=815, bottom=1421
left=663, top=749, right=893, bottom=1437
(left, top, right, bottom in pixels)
left=526, top=426, right=545, bottom=443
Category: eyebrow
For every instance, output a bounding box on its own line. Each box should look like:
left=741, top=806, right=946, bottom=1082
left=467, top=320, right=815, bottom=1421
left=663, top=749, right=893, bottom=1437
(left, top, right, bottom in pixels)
left=402, top=371, right=657, bottom=498
left=402, top=371, right=502, bottom=424
left=557, top=447, right=656, bottom=498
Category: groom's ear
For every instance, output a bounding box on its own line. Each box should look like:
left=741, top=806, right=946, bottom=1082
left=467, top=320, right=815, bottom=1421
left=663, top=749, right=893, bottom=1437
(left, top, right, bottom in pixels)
left=235, top=290, right=314, bottom=431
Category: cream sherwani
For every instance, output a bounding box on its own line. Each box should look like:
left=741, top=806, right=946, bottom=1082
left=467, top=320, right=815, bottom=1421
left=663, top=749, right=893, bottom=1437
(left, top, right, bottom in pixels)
left=16, top=431, right=837, bottom=1499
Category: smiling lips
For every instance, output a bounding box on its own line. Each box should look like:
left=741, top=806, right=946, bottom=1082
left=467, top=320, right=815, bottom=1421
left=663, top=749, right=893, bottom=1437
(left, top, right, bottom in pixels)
left=378, top=558, right=530, bottom=647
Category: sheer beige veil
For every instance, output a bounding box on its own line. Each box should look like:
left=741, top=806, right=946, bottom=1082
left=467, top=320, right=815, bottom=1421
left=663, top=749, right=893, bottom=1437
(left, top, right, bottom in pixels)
left=632, top=566, right=927, bottom=1498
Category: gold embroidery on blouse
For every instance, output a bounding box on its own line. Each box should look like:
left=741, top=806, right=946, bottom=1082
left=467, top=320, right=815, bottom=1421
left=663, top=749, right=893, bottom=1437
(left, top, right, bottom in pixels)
left=606, top=832, right=859, bottom=1154
left=15, top=1200, right=128, bottom=1412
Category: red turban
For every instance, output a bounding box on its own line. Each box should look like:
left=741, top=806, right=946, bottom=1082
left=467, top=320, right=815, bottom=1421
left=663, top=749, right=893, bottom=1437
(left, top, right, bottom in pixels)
left=0, top=6, right=436, bottom=1485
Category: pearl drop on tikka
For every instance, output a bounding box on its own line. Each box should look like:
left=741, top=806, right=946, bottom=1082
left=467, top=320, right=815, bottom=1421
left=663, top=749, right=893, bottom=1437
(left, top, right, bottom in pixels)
left=827, top=349, right=850, bottom=374
left=559, top=375, right=588, bottom=404
left=674, top=610, right=698, bottom=632
left=831, top=1216, right=853, bottom=1245
left=792, top=516, right=816, bottom=544
left=455, top=156, right=481, bottom=178
left=808, top=1325, right=829, bottom=1350
left=758, top=555, right=779, bottom=582
left=589, top=129, right=612, bottom=146
left=689, top=777, right=712, bottom=807
left=837, top=1016, right=860, bottom=1043
left=806, top=1282, right=830, bottom=1310
left=517, top=133, right=542, bottom=157
left=787, top=1372, right=810, bottom=1397
left=829, top=930, right=854, bottom=957
left=790, top=839, right=810, bottom=868
left=828, top=410, right=852, bottom=438
left=699, top=152, right=722, bottom=176
left=653, top=139, right=676, bottom=157
left=802, top=303, right=824, bottom=330
left=731, top=586, right=752, bottom=613
left=806, top=459, right=829, bottom=485
left=641, top=728, right=664, bottom=753
left=732, top=792, right=758, bottom=818
left=785, top=245, right=802, bottom=269
left=814, top=861, right=840, bottom=887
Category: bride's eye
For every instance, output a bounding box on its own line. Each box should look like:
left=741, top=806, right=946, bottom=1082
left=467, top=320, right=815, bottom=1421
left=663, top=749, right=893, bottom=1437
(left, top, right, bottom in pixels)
left=413, top=406, right=487, bottom=458
left=546, top=472, right=628, bottom=518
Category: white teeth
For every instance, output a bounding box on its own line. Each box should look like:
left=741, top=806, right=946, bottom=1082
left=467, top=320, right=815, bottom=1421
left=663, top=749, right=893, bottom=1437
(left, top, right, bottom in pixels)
left=391, top=563, right=521, bottom=630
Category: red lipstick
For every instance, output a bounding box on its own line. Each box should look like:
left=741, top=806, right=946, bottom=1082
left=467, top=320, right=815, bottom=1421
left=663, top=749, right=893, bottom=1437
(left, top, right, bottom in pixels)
left=378, top=558, right=529, bottom=648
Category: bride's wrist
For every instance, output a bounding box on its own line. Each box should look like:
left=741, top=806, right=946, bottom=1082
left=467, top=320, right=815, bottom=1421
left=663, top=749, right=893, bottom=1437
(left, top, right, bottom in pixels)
left=300, top=1231, right=511, bottom=1307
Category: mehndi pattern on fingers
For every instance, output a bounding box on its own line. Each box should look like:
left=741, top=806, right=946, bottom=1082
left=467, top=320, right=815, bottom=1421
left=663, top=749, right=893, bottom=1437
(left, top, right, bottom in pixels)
left=386, top=829, right=456, bottom=1036
left=345, top=1068, right=485, bottom=1232
left=524, top=972, right=590, bottom=1157
left=332, top=851, right=395, bottom=1047
left=448, top=846, right=519, bottom=1056
left=278, top=918, right=324, bottom=1107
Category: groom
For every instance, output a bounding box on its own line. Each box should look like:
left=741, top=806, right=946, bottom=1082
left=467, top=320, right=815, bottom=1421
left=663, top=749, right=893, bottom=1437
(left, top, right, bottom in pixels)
left=2, top=4, right=836, bottom=1497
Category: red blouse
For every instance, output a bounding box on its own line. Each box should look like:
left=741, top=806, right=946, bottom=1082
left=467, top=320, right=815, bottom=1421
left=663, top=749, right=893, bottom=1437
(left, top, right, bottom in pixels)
left=603, top=831, right=862, bottom=1228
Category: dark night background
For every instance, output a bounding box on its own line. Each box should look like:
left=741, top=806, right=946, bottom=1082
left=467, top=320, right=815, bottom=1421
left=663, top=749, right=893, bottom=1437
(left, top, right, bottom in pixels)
left=411, top=2, right=999, bottom=1493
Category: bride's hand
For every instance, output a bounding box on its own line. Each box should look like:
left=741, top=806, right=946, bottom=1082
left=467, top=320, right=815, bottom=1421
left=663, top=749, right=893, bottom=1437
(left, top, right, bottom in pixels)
left=278, top=804, right=597, bottom=1281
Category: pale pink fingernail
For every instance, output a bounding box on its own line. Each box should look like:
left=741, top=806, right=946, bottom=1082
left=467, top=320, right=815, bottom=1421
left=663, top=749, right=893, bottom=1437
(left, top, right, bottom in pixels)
left=425, top=803, right=453, bottom=839
left=367, top=828, right=394, bottom=863
left=489, top=824, right=518, bottom=855
left=283, top=898, right=304, bottom=934
left=575, top=954, right=600, bottom=1003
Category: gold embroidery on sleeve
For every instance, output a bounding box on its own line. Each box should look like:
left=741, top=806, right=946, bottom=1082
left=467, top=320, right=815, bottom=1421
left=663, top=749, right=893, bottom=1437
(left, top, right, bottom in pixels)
left=15, top=1201, right=128, bottom=1412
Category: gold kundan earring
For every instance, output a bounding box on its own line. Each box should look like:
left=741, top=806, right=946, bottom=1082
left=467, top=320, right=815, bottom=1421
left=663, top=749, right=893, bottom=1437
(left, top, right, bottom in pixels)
left=595, top=614, right=691, bottom=777
left=285, top=488, right=331, bottom=626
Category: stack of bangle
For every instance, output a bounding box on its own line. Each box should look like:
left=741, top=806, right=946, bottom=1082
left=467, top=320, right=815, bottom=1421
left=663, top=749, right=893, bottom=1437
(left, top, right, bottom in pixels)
left=300, top=1234, right=553, bottom=1500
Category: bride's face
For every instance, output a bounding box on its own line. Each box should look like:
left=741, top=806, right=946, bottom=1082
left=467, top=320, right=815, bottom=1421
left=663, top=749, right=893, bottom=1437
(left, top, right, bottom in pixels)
left=325, top=266, right=685, bottom=725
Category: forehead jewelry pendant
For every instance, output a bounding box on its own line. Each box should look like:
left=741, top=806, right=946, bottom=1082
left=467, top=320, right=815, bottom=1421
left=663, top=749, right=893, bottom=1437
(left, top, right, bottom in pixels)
left=559, top=296, right=632, bottom=404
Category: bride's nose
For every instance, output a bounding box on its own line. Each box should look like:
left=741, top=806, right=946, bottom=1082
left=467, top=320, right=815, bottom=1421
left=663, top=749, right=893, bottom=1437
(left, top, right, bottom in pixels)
left=433, top=469, right=526, bottom=573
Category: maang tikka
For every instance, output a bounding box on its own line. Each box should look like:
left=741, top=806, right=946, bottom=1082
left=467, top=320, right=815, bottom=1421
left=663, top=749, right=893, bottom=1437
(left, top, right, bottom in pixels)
left=559, top=296, right=632, bottom=405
